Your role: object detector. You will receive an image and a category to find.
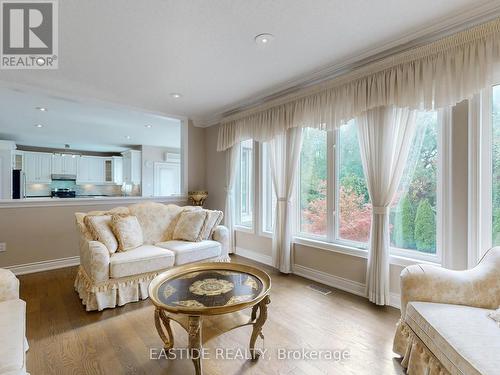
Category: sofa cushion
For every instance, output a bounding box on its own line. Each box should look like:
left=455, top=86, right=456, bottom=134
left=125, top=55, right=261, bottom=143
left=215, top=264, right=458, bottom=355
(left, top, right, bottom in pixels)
left=406, top=302, right=500, bottom=375
left=128, top=202, right=184, bottom=244
left=84, top=215, right=118, bottom=254
left=111, top=215, right=144, bottom=251
left=0, top=299, right=26, bottom=374
left=156, top=240, right=221, bottom=265
left=110, top=245, right=175, bottom=278
left=172, top=210, right=207, bottom=242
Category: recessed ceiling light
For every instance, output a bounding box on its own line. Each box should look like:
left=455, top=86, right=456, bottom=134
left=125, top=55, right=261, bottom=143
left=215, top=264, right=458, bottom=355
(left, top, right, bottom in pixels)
left=255, top=33, right=274, bottom=45
left=145, top=124, right=152, bottom=128
left=36, top=107, right=47, bottom=112
left=35, top=124, right=43, bottom=128
left=125, top=135, right=131, bottom=140
left=170, top=93, right=182, bottom=99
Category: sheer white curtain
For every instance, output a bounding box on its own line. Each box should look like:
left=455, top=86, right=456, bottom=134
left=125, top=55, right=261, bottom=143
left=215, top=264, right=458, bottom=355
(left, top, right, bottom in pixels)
left=269, top=127, right=303, bottom=273
left=357, top=106, right=417, bottom=305
left=224, top=145, right=240, bottom=253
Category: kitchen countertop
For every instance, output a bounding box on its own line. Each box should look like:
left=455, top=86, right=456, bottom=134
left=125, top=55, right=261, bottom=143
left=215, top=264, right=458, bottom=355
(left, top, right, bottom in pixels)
left=0, top=195, right=187, bottom=208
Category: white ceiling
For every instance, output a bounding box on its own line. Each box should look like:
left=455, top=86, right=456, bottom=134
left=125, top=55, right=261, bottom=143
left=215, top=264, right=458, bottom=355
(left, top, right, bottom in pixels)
left=0, top=0, right=498, bottom=126
left=0, top=86, right=181, bottom=152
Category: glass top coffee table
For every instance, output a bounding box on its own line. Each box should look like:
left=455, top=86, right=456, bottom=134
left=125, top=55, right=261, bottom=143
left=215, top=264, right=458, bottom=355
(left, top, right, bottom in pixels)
left=148, top=262, right=271, bottom=375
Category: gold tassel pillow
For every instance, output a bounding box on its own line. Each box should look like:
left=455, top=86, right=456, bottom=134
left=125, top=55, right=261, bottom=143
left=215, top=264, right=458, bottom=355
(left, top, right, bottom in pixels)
left=200, top=210, right=223, bottom=240
left=172, top=210, right=208, bottom=242
left=111, top=215, right=144, bottom=251
left=84, top=215, right=119, bottom=254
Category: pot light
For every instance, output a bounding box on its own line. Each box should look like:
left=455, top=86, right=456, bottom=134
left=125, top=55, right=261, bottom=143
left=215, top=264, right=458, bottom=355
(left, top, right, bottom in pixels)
left=125, top=135, right=131, bottom=140
left=35, top=124, right=43, bottom=128
left=145, top=124, right=152, bottom=128
left=255, top=33, right=274, bottom=45
left=36, top=107, right=47, bottom=112
left=170, top=93, right=182, bottom=99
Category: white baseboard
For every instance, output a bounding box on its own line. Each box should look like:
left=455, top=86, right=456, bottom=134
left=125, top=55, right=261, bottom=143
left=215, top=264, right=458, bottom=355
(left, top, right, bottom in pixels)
left=235, top=247, right=273, bottom=266
left=293, top=264, right=366, bottom=297
left=389, top=292, right=401, bottom=309
left=6, top=256, right=80, bottom=275
left=235, top=246, right=401, bottom=309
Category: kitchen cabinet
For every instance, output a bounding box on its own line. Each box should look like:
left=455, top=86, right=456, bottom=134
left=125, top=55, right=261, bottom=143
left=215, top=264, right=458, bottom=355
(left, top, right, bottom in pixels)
left=11, top=150, right=23, bottom=170
left=111, top=156, right=123, bottom=185
left=24, top=152, right=52, bottom=183
left=77, top=156, right=123, bottom=185
left=52, top=154, right=79, bottom=175
left=77, top=156, right=105, bottom=184
left=122, top=150, right=141, bottom=185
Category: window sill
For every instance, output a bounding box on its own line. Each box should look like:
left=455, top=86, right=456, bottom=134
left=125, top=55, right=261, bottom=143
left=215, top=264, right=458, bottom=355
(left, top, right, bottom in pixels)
left=293, top=236, right=441, bottom=268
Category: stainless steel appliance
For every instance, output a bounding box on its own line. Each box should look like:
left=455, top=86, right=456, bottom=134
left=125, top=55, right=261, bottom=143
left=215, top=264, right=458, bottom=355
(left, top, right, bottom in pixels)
left=51, top=174, right=77, bottom=181
left=12, top=169, right=25, bottom=199
left=51, top=188, right=76, bottom=198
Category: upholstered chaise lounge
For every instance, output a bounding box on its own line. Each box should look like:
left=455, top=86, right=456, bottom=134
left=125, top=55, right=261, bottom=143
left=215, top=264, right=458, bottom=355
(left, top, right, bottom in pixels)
left=74, top=202, right=230, bottom=311
left=0, top=268, right=28, bottom=375
left=393, top=247, right=500, bottom=375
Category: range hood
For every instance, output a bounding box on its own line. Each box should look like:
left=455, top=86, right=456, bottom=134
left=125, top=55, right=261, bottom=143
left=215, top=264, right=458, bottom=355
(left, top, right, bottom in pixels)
left=51, top=174, right=77, bottom=181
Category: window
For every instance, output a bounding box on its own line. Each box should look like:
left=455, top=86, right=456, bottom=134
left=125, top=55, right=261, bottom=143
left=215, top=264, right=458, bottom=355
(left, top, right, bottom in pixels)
left=257, top=112, right=442, bottom=261
left=235, top=139, right=254, bottom=228
left=492, top=84, right=500, bottom=245
left=261, top=143, right=276, bottom=233
left=390, top=111, right=439, bottom=254
left=298, top=128, right=328, bottom=237
left=336, top=120, right=371, bottom=244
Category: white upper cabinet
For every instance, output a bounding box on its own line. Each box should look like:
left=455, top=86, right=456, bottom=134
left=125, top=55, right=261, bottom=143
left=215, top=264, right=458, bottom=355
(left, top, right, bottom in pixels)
left=122, top=150, right=141, bottom=185
left=111, top=156, right=123, bottom=185
left=77, top=156, right=105, bottom=184
left=52, top=154, right=78, bottom=175
left=24, top=152, right=52, bottom=183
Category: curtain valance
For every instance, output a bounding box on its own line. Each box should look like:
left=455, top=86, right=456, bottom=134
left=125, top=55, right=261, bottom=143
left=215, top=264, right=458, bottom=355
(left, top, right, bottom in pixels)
left=217, top=17, right=500, bottom=151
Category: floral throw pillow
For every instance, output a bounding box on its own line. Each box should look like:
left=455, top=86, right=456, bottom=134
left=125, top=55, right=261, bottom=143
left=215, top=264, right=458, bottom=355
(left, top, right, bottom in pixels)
left=111, top=215, right=144, bottom=251
left=172, top=210, right=208, bottom=242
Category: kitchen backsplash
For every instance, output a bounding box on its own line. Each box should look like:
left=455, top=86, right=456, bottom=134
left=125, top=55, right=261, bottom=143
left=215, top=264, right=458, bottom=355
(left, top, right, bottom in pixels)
left=26, top=181, right=141, bottom=197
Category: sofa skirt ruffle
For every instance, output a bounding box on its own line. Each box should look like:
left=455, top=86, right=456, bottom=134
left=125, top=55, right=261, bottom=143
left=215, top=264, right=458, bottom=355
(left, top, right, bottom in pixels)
left=75, top=255, right=231, bottom=311
left=74, top=267, right=161, bottom=311
left=393, top=321, right=450, bottom=375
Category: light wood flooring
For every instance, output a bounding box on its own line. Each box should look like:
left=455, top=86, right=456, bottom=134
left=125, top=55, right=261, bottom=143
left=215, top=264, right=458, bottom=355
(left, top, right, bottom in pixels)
left=19, top=255, right=404, bottom=375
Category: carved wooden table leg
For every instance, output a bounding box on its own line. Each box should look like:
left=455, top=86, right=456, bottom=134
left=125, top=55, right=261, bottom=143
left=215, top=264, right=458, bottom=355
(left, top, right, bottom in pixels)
left=249, top=295, right=270, bottom=360
left=188, top=315, right=203, bottom=375
left=154, top=308, right=174, bottom=350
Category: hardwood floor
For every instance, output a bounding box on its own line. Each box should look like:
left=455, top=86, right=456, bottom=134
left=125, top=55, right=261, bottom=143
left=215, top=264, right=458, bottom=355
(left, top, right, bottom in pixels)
left=19, top=255, right=404, bottom=375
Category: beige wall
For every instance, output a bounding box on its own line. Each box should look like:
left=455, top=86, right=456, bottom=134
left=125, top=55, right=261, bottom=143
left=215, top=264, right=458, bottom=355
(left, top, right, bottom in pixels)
left=0, top=121, right=207, bottom=269
left=188, top=121, right=207, bottom=191
left=204, top=124, right=226, bottom=213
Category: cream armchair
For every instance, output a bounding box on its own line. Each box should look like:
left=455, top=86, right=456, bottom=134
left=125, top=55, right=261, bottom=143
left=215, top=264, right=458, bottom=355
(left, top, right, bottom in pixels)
left=0, top=269, right=28, bottom=375
left=394, top=247, right=500, bottom=375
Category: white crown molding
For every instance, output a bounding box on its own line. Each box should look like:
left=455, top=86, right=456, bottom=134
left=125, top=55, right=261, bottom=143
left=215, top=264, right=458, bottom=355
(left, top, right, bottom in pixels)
left=193, top=1, right=500, bottom=128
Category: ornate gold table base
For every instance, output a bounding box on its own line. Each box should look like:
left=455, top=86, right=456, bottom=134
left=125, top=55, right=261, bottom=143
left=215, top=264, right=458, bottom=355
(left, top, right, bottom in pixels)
left=154, top=295, right=271, bottom=375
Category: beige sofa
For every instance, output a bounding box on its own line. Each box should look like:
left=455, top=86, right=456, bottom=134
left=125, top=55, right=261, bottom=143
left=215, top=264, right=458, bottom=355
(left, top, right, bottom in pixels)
left=393, top=247, right=500, bottom=375
left=74, top=202, right=230, bottom=311
left=0, top=269, right=28, bottom=375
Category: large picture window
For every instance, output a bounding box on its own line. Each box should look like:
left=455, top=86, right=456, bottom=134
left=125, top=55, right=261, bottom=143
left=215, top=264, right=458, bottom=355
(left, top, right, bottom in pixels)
left=336, top=120, right=371, bottom=244
left=389, top=112, right=439, bottom=254
left=235, top=139, right=254, bottom=228
left=492, top=84, right=500, bottom=246
left=298, top=128, right=328, bottom=237
left=256, top=112, right=442, bottom=261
